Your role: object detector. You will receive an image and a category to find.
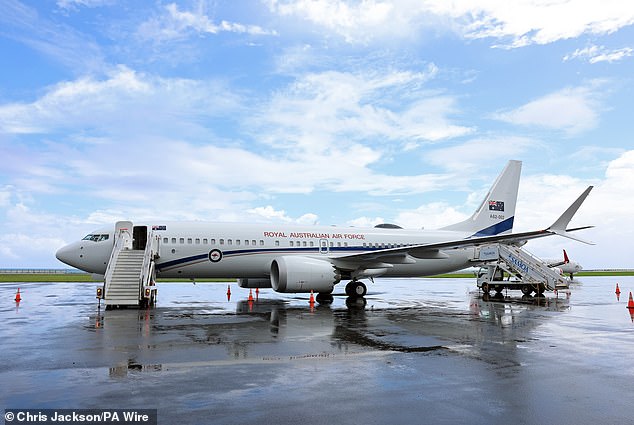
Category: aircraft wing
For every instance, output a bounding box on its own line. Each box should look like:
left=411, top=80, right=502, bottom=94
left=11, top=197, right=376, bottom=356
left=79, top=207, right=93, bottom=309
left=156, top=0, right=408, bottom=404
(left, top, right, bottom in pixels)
left=335, top=186, right=594, bottom=265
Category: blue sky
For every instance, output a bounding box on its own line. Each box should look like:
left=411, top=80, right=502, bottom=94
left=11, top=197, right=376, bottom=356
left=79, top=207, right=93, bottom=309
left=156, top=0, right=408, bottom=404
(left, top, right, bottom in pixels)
left=1, top=0, right=633, bottom=269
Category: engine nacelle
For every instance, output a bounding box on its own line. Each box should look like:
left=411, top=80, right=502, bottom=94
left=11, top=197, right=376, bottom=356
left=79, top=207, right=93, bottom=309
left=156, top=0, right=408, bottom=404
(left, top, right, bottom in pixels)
left=271, top=256, right=341, bottom=293
left=237, top=278, right=272, bottom=289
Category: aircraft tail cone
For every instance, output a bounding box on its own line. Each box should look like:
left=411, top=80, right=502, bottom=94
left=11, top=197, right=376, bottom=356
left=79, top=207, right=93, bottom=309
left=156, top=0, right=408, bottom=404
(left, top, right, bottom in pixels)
left=248, top=289, right=254, bottom=303
left=15, top=288, right=21, bottom=303
left=616, top=283, right=621, bottom=295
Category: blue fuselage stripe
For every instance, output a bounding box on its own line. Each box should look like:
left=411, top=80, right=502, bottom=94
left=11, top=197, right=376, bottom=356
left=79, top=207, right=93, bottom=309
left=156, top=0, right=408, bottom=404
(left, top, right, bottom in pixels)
left=471, top=216, right=514, bottom=237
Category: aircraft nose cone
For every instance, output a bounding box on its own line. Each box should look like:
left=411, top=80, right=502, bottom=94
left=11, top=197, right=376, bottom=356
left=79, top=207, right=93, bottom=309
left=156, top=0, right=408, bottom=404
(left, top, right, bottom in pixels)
left=56, top=244, right=77, bottom=267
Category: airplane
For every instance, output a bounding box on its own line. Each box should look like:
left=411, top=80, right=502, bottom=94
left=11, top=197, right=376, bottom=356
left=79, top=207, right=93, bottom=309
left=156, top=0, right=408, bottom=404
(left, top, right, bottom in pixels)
left=55, top=160, right=594, bottom=303
left=546, top=249, right=583, bottom=279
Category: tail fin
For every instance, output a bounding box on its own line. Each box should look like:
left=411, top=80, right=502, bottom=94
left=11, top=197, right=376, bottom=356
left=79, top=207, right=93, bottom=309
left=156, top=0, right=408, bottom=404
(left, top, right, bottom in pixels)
left=563, top=249, right=569, bottom=264
left=441, top=160, right=521, bottom=236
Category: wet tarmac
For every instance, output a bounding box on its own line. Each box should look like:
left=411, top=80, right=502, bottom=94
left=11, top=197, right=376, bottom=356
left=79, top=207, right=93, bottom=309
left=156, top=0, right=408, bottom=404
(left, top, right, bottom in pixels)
left=1, top=277, right=634, bottom=425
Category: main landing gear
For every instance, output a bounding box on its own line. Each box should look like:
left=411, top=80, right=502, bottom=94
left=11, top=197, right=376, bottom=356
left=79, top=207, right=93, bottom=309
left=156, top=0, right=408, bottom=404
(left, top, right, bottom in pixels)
left=314, top=280, right=368, bottom=306
left=345, top=280, right=367, bottom=298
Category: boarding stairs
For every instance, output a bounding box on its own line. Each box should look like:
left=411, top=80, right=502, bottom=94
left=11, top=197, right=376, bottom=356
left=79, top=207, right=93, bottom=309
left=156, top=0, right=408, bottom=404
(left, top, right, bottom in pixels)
left=476, top=243, right=569, bottom=293
left=102, top=221, right=159, bottom=309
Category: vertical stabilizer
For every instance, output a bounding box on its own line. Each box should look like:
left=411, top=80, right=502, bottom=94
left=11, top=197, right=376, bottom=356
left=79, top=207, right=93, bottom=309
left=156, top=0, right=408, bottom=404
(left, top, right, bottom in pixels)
left=441, top=160, right=521, bottom=236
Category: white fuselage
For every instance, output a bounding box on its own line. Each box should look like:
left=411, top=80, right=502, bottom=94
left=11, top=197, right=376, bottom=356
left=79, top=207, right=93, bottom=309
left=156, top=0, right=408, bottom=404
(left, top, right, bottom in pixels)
left=56, top=221, right=478, bottom=279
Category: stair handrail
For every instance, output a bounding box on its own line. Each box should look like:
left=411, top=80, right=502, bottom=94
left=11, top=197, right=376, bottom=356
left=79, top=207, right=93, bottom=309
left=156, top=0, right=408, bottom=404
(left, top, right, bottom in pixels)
left=500, top=244, right=568, bottom=289
left=139, top=231, right=158, bottom=297
left=103, top=228, right=129, bottom=295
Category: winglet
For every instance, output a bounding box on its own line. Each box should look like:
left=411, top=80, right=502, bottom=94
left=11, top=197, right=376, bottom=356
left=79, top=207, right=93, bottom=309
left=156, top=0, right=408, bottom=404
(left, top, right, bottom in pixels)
left=547, top=186, right=594, bottom=244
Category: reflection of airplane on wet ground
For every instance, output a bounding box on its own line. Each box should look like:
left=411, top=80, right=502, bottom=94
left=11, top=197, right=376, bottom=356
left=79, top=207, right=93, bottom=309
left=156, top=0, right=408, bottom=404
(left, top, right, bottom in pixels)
left=94, top=289, right=567, bottom=376
left=56, top=160, right=593, bottom=308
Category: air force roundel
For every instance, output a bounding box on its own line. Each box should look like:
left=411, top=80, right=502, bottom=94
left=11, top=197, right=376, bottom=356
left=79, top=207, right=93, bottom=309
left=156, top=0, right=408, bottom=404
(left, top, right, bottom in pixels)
left=208, top=249, right=223, bottom=263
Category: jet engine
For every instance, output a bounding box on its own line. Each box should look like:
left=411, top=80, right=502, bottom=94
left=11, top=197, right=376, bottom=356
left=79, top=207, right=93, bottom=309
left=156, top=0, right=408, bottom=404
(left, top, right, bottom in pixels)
left=237, top=278, right=272, bottom=289
left=270, top=256, right=341, bottom=293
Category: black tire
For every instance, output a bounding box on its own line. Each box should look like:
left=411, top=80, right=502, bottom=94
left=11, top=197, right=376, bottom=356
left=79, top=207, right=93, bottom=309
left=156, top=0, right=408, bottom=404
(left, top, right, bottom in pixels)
left=494, top=285, right=504, bottom=294
left=520, top=285, right=533, bottom=296
left=346, top=281, right=367, bottom=297
left=481, top=283, right=490, bottom=294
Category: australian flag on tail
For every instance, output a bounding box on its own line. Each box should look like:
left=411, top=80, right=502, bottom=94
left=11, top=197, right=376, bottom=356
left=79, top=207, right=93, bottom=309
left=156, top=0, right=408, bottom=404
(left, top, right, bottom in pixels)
left=488, top=200, right=504, bottom=211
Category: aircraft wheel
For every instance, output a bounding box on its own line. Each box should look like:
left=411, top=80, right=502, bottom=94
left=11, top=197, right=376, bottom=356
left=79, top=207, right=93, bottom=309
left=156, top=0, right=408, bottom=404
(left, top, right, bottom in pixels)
left=494, top=285, right=504, bottom=294
left=346, top=281, right=367, bottom=297
left=481, top=283, right=490, bottom=294
left=520, top=285, right=533, bottom=296
left=316, top=293, right=334, bottom=304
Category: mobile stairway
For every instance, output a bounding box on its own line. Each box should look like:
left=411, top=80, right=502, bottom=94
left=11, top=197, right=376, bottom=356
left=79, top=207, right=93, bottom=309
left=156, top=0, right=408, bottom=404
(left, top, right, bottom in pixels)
left=99, top=221, right=159, bottom=309
left=475, top=244, right=569, bottom=296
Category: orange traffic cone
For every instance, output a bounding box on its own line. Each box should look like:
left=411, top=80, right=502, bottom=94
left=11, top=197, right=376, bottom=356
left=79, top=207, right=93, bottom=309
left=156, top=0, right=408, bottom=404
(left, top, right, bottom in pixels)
left=627, top=292, right=634, bottom=309
left=248, top=289, right=254, bottom=302
left=226, top=285, right=231, bottom=301
left=309, top=290, right=315, bottom=305
left=616, top=283, right=621, bottom=295
left=255, top=287, right=259, bottom=300
left=15, top=288, right=21, bottom=303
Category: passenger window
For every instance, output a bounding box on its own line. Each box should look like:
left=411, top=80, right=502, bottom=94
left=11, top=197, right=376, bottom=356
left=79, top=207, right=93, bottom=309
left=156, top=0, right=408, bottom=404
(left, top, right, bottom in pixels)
left=195, top=238, right=200, bottom=244
left=211, top=239, right=216, bottom=245
left=179, top=238, right=184, bottom=244
left=260, top=240, right=264, bottom=246
left=187, top=238, right=192, bottom=244
left=203, top=238, right=208, bottom=244
left=245, top=240, right=250, bottom=246
left=302, top=241, right=307, bottom=247
left=290, top=241, right=294, bottom=247
left=163, top=237, right=168, bottom=244
left=309, top=241, right=314, bottom=247
left=220, top=239, right=224, bottom=245
left=172, top=238, right=176, bottom=244
left=228, top=239, right=232, bottom=245
left=337, top=242, right=341, bottom=247
left=275, top=240, right=280, bottom=246
left=236, top=240, right=240, bottom=246
left=252, top=240, right=256, bottom=246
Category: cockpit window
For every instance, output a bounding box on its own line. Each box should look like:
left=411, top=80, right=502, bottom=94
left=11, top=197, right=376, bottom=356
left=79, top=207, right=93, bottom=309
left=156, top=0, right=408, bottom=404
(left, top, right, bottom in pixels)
left=82, top=234, right=110, bottom=242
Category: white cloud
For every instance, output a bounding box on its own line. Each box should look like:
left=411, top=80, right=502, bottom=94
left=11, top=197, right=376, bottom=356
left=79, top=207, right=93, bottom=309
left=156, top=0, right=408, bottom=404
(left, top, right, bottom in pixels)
left=258, top=67, right=470, bottom=153
left=56, top=0, right=113, bottom=10
left=246, top=206, right=318, bottom=225
left=428, top=0, right=634, bottom=48
left=137, top=2, right=276, bottom=42
left=493, top=83, right=604, bottom=135
left=0, top=65, right=240, bottom=136
left=268, top=0, right=634, bottom=47
left=563, top=45, right=633, bottom=64
left=424, top=137, right=536, bottom=172
left=346, top=216, right=386, bottom=228
left=395, top=202, right=468, bottom=230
